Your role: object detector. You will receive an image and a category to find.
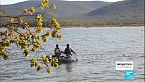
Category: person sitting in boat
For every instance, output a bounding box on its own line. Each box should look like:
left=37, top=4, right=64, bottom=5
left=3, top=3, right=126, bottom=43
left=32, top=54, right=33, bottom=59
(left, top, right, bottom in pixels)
left=53, top=44, right=62, bottom=58
left=64, top=44, right=76, bottom=59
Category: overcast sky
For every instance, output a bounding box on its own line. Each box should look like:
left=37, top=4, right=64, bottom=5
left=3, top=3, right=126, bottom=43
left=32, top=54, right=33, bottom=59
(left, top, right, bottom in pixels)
left=0, top=0, right=124, bottom=5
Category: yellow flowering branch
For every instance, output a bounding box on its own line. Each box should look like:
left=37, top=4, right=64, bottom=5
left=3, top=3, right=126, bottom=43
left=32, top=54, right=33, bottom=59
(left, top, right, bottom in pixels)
left=0, top=0, right=63, bottom=73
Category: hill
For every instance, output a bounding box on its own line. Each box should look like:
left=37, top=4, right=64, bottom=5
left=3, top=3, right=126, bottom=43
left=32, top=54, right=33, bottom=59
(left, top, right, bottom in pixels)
left=88, top=0, right=144, bottom=21
left=0, top=0, right=144, bottom=27
left=0, top=0, right=110, bottom=16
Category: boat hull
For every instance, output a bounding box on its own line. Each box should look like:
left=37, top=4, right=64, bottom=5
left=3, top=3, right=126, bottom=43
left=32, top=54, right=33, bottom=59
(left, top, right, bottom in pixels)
left=58, top=56, right=78, bottom=64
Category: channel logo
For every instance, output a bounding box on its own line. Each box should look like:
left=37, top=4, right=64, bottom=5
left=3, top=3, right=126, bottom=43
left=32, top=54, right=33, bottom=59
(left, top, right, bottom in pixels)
left=125, top=70, right=134, bottom=80
left=116, top=61, right=133, bottom=70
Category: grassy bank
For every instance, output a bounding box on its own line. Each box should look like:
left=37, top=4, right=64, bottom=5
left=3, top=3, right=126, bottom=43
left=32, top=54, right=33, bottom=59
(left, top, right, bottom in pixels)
left=60, top=20, right=144, bottom=27
left=0, top=19, right=144, bottom=27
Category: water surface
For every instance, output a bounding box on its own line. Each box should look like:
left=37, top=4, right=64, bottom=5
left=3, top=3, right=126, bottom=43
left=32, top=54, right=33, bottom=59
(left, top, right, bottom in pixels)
left=0, top=26, right=144, bottom=82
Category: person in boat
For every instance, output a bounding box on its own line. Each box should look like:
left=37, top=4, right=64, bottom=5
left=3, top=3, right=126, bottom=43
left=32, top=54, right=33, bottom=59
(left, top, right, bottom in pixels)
left=64, top=44, right=76, bottom=59
left=53, top=44, right=62, bottom=58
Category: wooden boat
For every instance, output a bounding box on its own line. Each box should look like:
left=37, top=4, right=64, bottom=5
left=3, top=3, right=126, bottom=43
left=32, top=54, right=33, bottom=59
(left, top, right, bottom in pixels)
left=58, top=56, right=78, bottom=64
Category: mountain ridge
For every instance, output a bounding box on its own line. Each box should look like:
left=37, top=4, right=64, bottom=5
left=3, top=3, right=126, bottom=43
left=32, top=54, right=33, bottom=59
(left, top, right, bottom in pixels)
left=0, top=1, right=111, bottom=16
left=0, top=0, right=144, bottom=26
left=88, top=0, right=144, bottom=20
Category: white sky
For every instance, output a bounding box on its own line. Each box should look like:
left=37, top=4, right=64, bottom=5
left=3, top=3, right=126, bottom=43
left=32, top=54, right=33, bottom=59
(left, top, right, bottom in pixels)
left=0, top=0, right=29, bottom=5
left=64, top=0, right=123, bottom=1
left=0, top=0, right=123, bottom=5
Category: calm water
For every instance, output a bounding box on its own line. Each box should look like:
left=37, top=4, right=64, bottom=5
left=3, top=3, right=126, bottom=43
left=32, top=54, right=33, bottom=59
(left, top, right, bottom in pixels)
left=0, top=26, right=144, bottom=82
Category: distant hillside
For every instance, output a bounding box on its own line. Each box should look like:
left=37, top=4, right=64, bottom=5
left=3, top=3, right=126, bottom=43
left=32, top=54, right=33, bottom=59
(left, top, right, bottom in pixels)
left=88, top=0, right=144, bottom=20
left=0, top=0, right=144, bottom=27
left=0, top=0, right=110, bottom=16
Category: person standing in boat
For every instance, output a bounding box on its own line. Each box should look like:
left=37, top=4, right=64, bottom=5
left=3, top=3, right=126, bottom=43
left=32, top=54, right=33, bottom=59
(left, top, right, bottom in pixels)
left=53, top=44, right=62, bottom=58
left=64, top=44, right=76, bottom=59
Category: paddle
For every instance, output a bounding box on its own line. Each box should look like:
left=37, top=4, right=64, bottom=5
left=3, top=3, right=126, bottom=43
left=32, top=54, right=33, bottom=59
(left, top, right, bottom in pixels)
left=72, top=53, right=78, bottom=61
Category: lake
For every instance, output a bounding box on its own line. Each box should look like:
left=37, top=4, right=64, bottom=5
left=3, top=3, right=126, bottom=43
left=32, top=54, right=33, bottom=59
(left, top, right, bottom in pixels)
left=0, top=26, right=144, bottom=82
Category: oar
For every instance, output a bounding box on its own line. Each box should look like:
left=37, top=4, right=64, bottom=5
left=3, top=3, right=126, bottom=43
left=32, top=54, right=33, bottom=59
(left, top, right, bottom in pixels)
left=73, top=53, right=78, bottom=61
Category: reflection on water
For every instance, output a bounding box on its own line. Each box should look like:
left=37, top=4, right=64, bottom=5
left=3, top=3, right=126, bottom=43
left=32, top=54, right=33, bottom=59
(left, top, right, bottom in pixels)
left=65, top=63, right=73, bottom=72
left=0, top=27, right=144, bottom=82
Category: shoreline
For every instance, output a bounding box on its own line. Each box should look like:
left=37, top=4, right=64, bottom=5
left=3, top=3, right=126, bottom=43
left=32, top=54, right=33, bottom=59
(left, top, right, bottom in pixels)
left=61, top=25, right=144, bottom=28
left=0, top=24, right=144, bottom=28
left=0, top=26, right=144, bottom=28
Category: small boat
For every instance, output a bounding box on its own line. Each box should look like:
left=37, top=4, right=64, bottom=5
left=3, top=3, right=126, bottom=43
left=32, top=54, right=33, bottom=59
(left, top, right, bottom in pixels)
left=58, top=56, right=78, bottom=64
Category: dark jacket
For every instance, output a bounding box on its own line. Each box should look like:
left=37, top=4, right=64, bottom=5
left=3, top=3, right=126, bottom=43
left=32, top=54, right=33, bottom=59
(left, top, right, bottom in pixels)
left=64, top=47, right=75, bottom=55
left=54, top=48, right=61, bottom=56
